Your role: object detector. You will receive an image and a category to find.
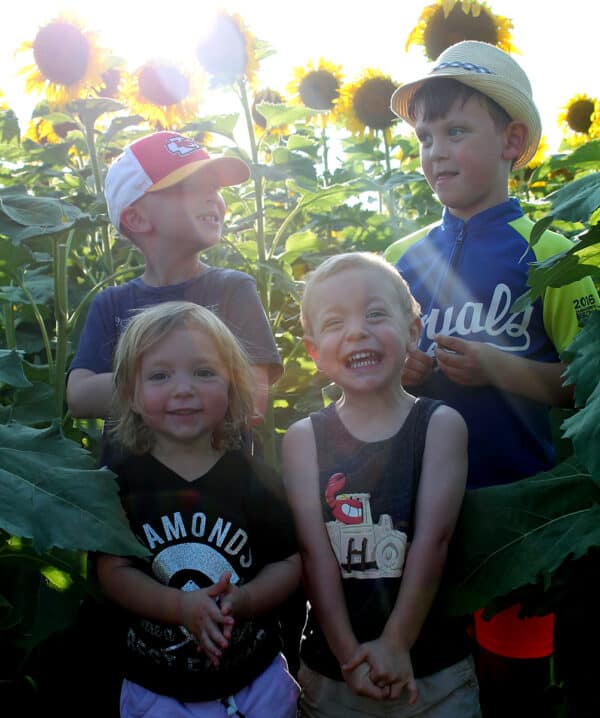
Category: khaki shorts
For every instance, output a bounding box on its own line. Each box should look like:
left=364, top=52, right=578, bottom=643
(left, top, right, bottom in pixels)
left=298, top=656, right=480, bottom=717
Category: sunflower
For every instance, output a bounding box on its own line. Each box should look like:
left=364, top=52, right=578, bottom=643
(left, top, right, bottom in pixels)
left=17, top=13, right=110, bottom=108
left=196, top=11, right=259, bottom=87
left=0, top=90, right=8, bottom=111
left=406, top=1, right=515, bottom=60
left=337, top=69, right=398, bottom=140
left=121, top=61, right=203, bottom=130
left=287, top=58, right=344, bottom=126
left=558, top=93, right=600, bottom=147
left=252, top=88, right=287, bottom=134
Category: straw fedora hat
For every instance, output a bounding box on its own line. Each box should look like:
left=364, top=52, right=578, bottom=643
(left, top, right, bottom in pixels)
left=390, top=41, right=541, bottom=169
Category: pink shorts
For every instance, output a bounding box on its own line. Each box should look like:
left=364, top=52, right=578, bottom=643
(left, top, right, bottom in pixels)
left=120, top=653, right=299, bottom=718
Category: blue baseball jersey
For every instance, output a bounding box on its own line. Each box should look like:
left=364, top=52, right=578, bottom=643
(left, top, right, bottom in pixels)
left=395, top=199, right=598, bottom=489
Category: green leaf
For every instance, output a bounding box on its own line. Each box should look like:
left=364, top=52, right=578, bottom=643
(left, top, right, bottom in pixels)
left=548, top=172, right=600, bottom=222
left=529, top=215, right=555, bottom=249
left=441, top=458, right=600, bottom=615
left=70, top=97, right=126, bottom=126
left=523, top=227, right=600, bottom=305
left=0, top=194, right=86, bottom=235
left=0, top=350, right=32, bottom=389
left=281, top=230, right=322, bottom=263
left=0, top=422, right=148, bottom=557
left=256, top=103, right=314, bottom=129
left=562, top=313, right=600, bottom=480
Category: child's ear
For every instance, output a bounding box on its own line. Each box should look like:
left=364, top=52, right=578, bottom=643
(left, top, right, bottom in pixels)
left=304, top=336, right=320, bottom=365
left=120, top=205, right=152, bottom=234
left=408, top=317, right=422, bottom=351
left=502, top=120, right=528, bottom=163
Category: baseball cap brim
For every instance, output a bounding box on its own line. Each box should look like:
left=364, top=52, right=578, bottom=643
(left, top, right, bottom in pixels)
left=148, top=156, right=250, bottom=192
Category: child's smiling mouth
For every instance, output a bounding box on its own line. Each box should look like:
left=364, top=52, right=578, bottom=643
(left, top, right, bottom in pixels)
left=346, top=350, right=381, bottom=369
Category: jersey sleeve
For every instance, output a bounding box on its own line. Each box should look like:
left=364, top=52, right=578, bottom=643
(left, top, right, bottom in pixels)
left=532, top=229, right=599, bottom=352
left=220, top=275, right=282, bottom=383
left=68, top=290, right=116, bottom=374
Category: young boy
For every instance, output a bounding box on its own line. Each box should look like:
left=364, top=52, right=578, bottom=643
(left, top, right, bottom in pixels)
left=67, top=130, right=282, bottom=430
left=282, top=252, right=480, bottom=717
left=389, top=41, right=599, bottom=717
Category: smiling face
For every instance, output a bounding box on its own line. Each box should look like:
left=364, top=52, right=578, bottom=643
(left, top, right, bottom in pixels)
left=133, top=326, right=230, bottom=454
left=304, top=267, right=419, bottom=397
left=415, top=93, right=514, bottom=221
left=135, top=170, right=227, bottom=251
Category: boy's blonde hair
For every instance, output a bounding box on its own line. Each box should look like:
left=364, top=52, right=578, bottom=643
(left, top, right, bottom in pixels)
left=110, top=301, right=254, bottom=454
left=301, top=252, right=421, bottom=335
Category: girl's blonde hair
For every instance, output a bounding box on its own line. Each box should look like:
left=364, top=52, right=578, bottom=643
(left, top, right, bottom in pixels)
left=110, top=301, right=255, bottom=454
left=301, top=252, right=421, bottom=335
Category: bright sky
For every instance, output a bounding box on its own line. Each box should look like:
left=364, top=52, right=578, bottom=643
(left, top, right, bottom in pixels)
left=1, top=0, right=598, bottom=151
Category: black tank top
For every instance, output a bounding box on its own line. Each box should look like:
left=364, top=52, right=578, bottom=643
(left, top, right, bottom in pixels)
left=301, top=398, right=472, bottom=679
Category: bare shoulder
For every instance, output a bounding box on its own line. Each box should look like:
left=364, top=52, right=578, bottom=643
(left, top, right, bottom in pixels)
left=428, top=403, right=467, bottom=439
left=282, top=418, right=317, bottom=484
left=282, top=416, right=315, bottom=454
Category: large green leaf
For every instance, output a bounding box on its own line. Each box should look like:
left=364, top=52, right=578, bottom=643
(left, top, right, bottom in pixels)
left=0, top=350, right=32, bottom=389
left=442, top=457, right=600, bottom=616
left=548, top=172, right=600, bottom=222
left=0, top=422, right=147, bottom=557
left=512, top=225, right=600, bottom=312
left=562, top=312, right=600, bottom=481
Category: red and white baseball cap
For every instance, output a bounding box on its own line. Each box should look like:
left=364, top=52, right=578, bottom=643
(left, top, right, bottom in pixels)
left=104, top=131, right=250, bottom=230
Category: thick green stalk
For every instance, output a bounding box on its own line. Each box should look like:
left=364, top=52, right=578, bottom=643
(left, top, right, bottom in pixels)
left=383, top=129, right=399, bottom=232
left=237, top=78, right=276, bottom=465
left=2, top=302, right=17, bottom=350
left=82, top=117, right=113, bottom=274
left=53, top=231, right=72, bottom=420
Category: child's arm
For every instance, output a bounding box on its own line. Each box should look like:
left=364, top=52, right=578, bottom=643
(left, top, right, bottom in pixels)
left=67, top=368, right=113, bottom=419
left=96, top=554, right=233, bottom=657
left=433, top=335, right=573, bottom=406
left=348, top=405, right=468, bottom=701
left=218, top=553, right=301, bottom=623
left=282, top=419, right=386, bottom=700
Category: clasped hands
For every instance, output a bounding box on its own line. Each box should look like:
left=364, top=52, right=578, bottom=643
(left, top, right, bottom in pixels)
left=341, top=637, right=418, bottom=705
left=178, top=571, right=241, bottom=666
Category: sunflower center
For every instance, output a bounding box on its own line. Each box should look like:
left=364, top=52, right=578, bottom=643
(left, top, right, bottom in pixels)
left=424, top=5, right=498, bottom=60
left=196, top=15, right=247, bottom=82
left=353, top=78, right=397, bottom=130
left=566, top=99, right=595, bottom=134
left=138, top=65, right=190, bottom=106
left=33, top=22, right=90, bottom=86
left=298, top=70, right=339, bottom=111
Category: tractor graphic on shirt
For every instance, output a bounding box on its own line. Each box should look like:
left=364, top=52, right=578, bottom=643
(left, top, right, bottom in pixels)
left=325, top=472, right=407, bottom=580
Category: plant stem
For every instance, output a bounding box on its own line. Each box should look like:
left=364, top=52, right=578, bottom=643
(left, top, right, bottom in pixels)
left=82, top=116, right=113, bottom=275
left=237, top=78, right=276, bottom=465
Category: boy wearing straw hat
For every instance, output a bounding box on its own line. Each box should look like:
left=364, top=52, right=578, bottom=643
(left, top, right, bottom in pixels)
left=389, top=41, right=598, bottom=718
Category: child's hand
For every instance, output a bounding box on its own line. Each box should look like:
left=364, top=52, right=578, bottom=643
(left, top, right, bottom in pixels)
left=343, top=639, right=418, bottom=704
left=402, top=347, right=435, bottom=387
left=179, top=573, right=234, bottom=665
left=341, top=652, right=389, bottom=700
left=434, top=334, right=492, bottom=386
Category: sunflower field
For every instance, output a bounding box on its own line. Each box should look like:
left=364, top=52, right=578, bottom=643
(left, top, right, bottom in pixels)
left=0, top=2, right=599, bottom=709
